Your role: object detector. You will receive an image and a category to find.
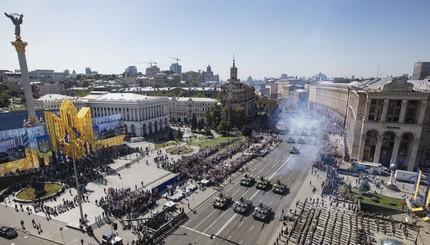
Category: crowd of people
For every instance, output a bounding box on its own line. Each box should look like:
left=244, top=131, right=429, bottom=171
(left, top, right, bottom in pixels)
left=98, top=188, right=155, bottom=219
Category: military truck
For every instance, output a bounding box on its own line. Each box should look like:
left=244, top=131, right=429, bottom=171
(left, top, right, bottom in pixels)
left=252, top=203, right=272, bottom=221
left=240, top=174, right=255, bottom=187
left=290, top=146, right=299, bottom=154
left=272, top=180, right=287, bottom=194
left=213, top=193, right=232, bottom=209
left=256, top=177, right=270, bottom=190
left=233, top=197, right=252, bottom=214
left=287, top=137, right=295, bottom=143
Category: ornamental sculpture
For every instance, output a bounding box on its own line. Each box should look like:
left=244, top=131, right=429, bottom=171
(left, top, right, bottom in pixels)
left=4, top=12, right=23, bottom=40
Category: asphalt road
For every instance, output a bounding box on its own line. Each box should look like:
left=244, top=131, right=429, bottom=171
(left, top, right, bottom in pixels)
left=165, top=135, right=320, bottom=245
left=0, top=229, right=59, bottom=245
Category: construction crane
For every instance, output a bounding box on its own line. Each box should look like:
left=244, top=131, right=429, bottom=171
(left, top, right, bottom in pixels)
left=169, top=57, right=181, bottom=64
left=130, top=61, right=157, bottom=67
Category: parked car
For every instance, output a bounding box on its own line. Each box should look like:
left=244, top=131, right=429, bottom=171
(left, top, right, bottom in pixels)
left=0, top=226, right=17, bottom=239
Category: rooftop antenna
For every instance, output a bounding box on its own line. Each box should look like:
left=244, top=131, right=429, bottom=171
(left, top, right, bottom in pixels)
left=377, top=66, right=380, bottom=78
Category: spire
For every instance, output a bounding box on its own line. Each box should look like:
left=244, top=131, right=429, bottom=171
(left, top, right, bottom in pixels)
left=229, top=55, right=238, bottom=82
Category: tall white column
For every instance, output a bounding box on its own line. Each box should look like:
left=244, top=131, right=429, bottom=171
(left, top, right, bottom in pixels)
left=363, top=100, right=371, bottom=121
left=417, top=100, right=427, bottom=124
left=407, top=139, right=420, bottom=171
left=399, top=100, right=407, bottom=123
left=373, top=135, right=383, bottom=163
left=358, top=134, right=366, bottom=161
left=390, top=137, right=402, bottom=165
left=11, top=40, right=39, bottom=125
left=380, top=99, right=389, bottom=122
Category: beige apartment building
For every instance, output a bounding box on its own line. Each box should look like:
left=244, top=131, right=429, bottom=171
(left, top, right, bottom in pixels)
left=309, top=76, right=430, bottom=171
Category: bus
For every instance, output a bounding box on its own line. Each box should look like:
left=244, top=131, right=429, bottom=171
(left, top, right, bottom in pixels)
left=130, top=137, right=145, bottom=143
left=351, top=161, right=385, bottom=175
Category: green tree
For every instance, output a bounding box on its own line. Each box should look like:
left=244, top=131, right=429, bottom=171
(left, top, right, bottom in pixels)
left=359, top=181, right=371, bottom=194
left=191, top=115, right=198, bottom=131
left=218, top=120, right=231, bottom=132
left=242, top=125, right=252, bottom=137
left=231, top=107, right=246, bottom=129
left=175, top=128, right=183, bottom=141
left=167, top=128, right=174, bottom=140
left=204, top=126, right=213, bottom=136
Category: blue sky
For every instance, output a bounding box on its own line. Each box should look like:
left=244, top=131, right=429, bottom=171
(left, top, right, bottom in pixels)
left=1, top=0, right=429, bottom=80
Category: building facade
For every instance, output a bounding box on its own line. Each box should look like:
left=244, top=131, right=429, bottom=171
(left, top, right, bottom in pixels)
left=39, top=83, right=65, bottom=96
left=35, top=94, right=87, bottom=111
left=412, top=62, right=430, bottom=80
left=221, top=59, right=256, bottom=122
left=87, top=93, right=170, bottom=137
left=309, top=76, right=430, bottom=171
left=169, top=97, right=218, bottom=124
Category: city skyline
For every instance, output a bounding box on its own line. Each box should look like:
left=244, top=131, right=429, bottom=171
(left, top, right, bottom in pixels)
left=1, top=0, right=429, bottom=80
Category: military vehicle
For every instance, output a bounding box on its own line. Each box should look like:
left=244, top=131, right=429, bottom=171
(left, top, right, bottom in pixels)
left=287, top=137, right=295, bottom=143
left=290, top=146, right=299, bottom=154
left=298, top=138, right=306, bottom=144
left=252, top=203, right=272, bottom=221
left=256, top=177, right=270, bottom=190
left=232, top=197, right=252, bottom=214
left=240, top=174, right=255, bottom=187
left=213, top=193, right=232, bottom=209
left=272, top=180, right=287, bottom=194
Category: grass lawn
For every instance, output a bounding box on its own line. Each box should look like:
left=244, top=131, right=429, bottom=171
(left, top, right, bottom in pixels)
left=16, top=183, right=62, bottom=201
left=190, top=135, right=245, bottom=149
left=0, top=174, right=34, bottom=192
left=154, top=141, right=177, bottom=150
left=153, top=135, right=245, bottom=151
left=341, top=186, right=405, bottom=211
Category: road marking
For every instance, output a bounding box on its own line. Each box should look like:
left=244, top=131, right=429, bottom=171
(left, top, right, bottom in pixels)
left=238, top=222, right=243, bottom=228
left=215, top=213, right=237, bottom=235
left=193, top=209, right=217, bottom=229
left=249, top=225, right=254, bottom=231
left=24, top=236, right=28, bottom=238
left=181, top=225, right=211, bottom=238
left=231, top=188, right=241, bottom=197
left=204, top=210, right=231, bottom=233
left=226, top=185, right=235, bottom=192
left=228, top=235, right=232, bottom=240
left=268, top=153, right=294, bottom=180
left=269, top=201, right=273, bottom=206
left=240, top=240, right=243, bottom=244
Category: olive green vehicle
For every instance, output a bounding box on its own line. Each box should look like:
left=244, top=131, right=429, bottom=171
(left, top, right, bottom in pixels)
left=233, top=197, right=252, bottom=214
left=256, top=177, right=270, bottom=190
left=252, top=202, right=272, bottom=221
left=272, top=180, right=286, bottom=194
left=240, top=174, right=255, bottom=187
left=213, top=193, right=232, bottom=209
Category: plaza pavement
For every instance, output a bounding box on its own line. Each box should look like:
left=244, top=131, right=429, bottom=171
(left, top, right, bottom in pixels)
left=2, top=136, right=430, bottom=244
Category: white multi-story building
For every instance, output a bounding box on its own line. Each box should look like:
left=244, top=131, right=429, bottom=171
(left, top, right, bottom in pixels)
left=35, top=94, right=87, bottom=111
left=309, top=76, right=430, bottom=171
left=86, top=93, right=169, bottom=136
left=169, top=97, right=218, bottom=124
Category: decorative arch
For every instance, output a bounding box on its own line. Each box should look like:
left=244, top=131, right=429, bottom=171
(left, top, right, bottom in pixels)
left=131, top=124, right=136, bottom=136
left=142, top=123, right=147, bottom=136
left=379, top=131, right=396, bottom=166
left=154, top=120, right=159, bottom=132
left=396, top=133, right=414, bottom=169
left=159, top=119, right=163, bottom=130
left=363, top=130, right=378, bottom=162
left=148, top=122, right=153, bottom=134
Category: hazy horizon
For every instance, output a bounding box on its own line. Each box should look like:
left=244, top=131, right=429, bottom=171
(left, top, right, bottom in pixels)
left=1, top=0, right=429, bottom=80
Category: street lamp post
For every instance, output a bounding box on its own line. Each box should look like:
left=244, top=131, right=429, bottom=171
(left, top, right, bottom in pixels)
left=59, top=227, right=65, bottom=245
left=415, top=228, right=420, bottom=245
left=67, top=113, right=84, bottom=224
